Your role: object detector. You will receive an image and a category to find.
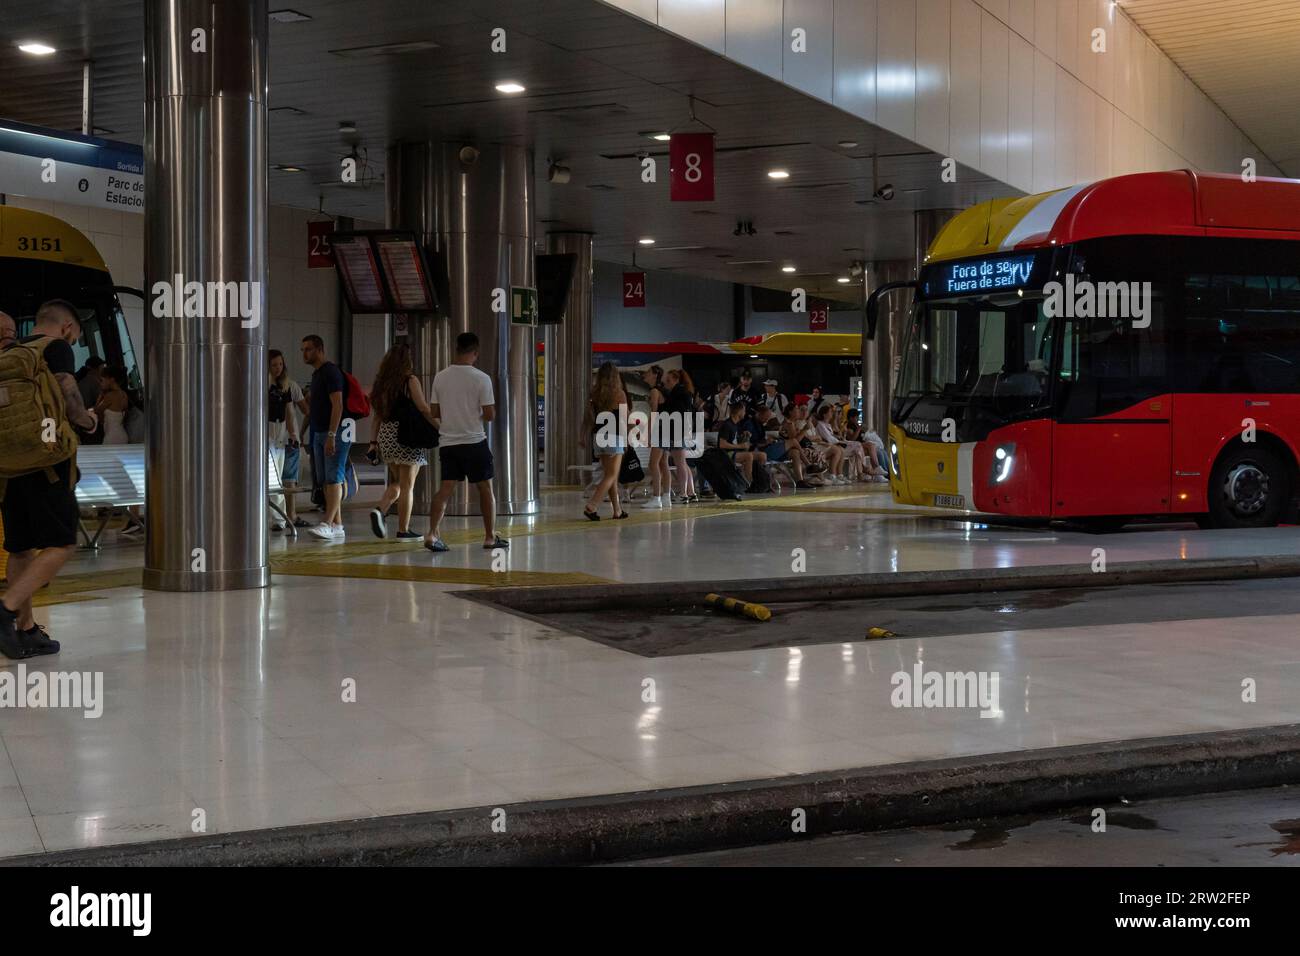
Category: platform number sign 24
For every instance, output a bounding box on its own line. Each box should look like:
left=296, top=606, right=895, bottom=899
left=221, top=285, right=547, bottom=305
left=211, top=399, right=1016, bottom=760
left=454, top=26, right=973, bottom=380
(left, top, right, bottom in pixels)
left=623, top=272, right=646, bottom=308
left=669, top=132, right=715, bottom=202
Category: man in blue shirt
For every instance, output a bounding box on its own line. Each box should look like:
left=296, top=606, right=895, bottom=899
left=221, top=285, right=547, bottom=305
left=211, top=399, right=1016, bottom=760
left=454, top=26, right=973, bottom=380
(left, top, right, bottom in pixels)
left=300, top=335, right=352, bottom=539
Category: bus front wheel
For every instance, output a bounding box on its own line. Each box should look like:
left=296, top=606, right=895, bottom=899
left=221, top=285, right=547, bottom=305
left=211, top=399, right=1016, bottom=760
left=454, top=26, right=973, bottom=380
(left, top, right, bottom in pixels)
left=1205, top=445, right=1290, bottom=529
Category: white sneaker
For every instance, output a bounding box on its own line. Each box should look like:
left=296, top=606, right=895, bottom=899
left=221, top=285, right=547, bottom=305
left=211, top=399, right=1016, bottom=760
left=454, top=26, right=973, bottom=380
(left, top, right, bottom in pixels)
left=641, top=495, right=664, bottom=509
left=308, top=522, right=334, bottom=540
left=331, top=524, right=346, bottom=537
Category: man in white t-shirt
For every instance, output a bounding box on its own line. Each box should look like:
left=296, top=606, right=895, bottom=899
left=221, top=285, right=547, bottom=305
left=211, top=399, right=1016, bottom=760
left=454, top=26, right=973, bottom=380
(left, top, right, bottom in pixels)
left=423, top=332, right=507, bottom=553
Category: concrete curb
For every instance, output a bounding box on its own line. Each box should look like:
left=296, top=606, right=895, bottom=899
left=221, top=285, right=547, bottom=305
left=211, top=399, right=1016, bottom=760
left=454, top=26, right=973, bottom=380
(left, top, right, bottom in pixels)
left=10, top=723, right=1300, bottom=867
left=464, top=555, right=1300, bottom=614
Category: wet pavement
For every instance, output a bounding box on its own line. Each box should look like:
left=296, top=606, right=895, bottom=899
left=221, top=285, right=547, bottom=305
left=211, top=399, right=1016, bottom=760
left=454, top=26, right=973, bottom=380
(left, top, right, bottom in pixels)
left=540, top=577, right=1300, bottom=656
left=618, top=786, right=1300, bottom=866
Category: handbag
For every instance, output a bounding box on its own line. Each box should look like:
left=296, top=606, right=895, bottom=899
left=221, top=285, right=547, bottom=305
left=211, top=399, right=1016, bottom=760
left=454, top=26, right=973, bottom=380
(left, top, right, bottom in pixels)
left=395, top=392, right=439, bottom=449
left=618, top=450, right=646, bottom=484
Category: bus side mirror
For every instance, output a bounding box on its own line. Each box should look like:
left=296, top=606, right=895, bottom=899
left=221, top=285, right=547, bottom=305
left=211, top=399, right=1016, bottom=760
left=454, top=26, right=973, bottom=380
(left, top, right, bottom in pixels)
left=864, top=280, right=920, bottom=340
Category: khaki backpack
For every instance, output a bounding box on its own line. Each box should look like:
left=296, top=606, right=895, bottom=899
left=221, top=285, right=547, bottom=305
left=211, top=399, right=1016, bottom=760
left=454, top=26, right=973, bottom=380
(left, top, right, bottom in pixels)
left=0, top=336, right=80, bottom=502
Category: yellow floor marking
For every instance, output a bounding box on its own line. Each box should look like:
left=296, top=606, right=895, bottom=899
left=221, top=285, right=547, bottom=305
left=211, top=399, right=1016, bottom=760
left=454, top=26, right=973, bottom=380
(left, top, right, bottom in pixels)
left=276, top=562, right=609, bottom=587
left=27, top=487, right=933, bottom=605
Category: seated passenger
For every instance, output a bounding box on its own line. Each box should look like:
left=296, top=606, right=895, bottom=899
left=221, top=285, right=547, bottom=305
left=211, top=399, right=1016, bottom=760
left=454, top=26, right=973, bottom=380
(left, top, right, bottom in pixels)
left=717, top=400, right=766, bottom=488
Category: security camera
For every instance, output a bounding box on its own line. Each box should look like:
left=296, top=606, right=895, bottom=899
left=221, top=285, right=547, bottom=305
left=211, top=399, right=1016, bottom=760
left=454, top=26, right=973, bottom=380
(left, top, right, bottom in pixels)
left=874, top=184, right=895, bottom=201
left=547, top=162, right=571, bottom=184
left=458, top=146, right=480, bottom=166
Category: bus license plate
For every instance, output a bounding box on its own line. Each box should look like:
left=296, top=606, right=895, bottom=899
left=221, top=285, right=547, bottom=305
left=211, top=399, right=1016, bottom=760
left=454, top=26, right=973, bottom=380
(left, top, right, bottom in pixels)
left=933, top=494, right=965, bottom=509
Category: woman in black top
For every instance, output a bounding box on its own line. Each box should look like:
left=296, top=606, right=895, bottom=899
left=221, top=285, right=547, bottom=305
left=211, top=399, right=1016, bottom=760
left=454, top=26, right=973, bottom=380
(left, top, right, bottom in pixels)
left=664, top=368, right=698, bottom=502
left=639, top=365, right=672, bottom=509
left=366, top=343, right=439, bottom=539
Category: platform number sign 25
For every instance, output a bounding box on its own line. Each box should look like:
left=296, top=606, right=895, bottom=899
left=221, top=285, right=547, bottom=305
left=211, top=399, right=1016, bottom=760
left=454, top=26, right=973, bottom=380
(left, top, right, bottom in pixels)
left=669, top=132, right=715, bottom=202
left=307, top=221, right=335, bottom=269
left=623, top=272, right=646, bottom=308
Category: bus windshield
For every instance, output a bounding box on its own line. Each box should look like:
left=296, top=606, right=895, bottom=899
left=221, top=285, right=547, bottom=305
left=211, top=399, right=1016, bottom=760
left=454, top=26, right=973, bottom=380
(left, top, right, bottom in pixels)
left=893, top=295, right=1060, bottom=430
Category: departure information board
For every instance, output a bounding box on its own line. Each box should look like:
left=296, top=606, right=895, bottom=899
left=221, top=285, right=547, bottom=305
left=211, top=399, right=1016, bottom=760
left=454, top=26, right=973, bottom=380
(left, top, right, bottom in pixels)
left=332, top=231, right=438, bottom=314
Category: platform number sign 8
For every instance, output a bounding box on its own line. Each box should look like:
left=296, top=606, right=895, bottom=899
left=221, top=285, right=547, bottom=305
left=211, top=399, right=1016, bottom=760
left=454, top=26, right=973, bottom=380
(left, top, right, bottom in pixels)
left=623, top=272, right=646, bottom=308
left=670, top=132, right=715, bottom=202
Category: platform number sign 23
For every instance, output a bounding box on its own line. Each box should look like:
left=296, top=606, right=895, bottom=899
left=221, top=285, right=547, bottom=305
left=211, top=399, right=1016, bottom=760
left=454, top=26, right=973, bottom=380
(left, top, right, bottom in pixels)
left=623, top=272, right=646, bottom=308
left=669, top=132, right=715, bottom=202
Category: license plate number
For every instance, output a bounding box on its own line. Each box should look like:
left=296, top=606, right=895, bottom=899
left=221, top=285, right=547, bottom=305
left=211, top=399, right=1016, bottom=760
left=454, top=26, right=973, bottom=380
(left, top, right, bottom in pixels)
left=933, top=494, right=966, bottom=509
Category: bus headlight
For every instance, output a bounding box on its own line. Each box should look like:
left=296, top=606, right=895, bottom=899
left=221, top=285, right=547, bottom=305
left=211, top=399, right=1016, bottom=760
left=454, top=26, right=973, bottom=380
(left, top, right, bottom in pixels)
left=992, top=444, right=1015, bottom=484
left=889, top=441, right=901, bottom=477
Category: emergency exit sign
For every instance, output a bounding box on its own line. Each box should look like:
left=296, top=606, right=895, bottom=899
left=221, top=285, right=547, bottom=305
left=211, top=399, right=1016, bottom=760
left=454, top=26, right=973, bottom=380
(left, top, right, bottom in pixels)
left=511, top=286, right=539, bottom=325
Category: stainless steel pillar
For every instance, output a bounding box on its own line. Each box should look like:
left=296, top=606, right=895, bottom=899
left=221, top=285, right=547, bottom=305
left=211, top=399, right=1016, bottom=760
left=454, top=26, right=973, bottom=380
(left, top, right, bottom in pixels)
left=143, top=0, right=268, bottom=591
left=861, top=260, right=911, bottom=440
left=860, top=208, right=960, bottom=439
left=386, top=143, right=445, bottom=512
left=387, top=142, right=538, bottom=516
left=542, top=232, right=593, bottom=486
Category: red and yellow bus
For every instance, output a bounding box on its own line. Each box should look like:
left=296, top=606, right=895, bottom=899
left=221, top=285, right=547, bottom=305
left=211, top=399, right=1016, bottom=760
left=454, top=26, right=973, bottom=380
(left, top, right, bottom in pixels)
left=877, top=170, right=1300, bottom=529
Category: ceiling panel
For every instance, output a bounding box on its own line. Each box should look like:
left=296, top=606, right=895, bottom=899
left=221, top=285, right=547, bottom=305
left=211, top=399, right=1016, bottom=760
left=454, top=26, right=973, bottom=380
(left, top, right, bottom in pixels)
left=1120, top=0, right=1300, bottom=176
left=0, top=0, right=1009, bottom=296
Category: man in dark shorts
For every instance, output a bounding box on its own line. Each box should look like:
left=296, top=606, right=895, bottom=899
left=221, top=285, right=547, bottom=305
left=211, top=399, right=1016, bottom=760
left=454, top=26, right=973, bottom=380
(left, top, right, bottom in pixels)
left=0, top=300, right=99, bottom=659
left=423, top=332, right=507, bottom=553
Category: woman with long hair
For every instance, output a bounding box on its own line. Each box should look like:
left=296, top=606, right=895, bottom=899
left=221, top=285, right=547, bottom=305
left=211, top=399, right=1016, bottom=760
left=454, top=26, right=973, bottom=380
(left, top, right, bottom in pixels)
left=639, top=365, right=672, bottom=509
left=268, top=349, right=308, bottom=532
left=367, top=343, right=439, bottom=539
left=816, top=403, right=877, bottom=481
left=580, top=362, right=629, bottom=519
left=664, top=368, right=698, bottom=502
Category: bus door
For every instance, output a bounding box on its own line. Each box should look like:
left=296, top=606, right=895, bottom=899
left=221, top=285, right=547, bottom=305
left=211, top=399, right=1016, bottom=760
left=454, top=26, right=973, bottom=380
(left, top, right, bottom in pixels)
left=1051, top=314, right=1172, bottom=516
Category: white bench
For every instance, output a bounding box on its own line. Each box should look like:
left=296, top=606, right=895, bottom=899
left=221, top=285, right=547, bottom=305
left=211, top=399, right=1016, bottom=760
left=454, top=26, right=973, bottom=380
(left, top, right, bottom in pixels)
left=74, top=445, right=293, bottom=548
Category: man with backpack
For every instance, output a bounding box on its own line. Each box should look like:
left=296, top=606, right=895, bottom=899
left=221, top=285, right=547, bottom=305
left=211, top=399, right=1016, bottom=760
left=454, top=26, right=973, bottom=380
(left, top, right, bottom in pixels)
left=300, top=334, right=368, bottom=540
left=0, top=311, right=16, bottom=351
left=0, top=300, right=98, bottom=659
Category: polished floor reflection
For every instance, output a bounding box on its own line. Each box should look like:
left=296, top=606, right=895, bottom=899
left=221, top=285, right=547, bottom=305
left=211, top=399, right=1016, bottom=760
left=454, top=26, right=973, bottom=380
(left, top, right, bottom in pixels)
left=2, top=488, right=1299, bottom=858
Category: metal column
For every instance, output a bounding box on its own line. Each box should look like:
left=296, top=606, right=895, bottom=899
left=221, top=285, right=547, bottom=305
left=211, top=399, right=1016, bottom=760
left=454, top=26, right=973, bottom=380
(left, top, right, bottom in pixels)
left=542, top=232, right=592, bottom=486
left=387, top=142, right=538, bottom=516
left=860, top=208, right=960, bottom=439
left=142, top=0, right=268, bottom=591
left=861, top=260, right=911, bottom=440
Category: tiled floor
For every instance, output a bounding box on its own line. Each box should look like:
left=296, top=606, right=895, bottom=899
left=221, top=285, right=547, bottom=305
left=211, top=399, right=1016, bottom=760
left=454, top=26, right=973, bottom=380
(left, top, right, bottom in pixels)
left=2, top=487, right=1300, bottom=858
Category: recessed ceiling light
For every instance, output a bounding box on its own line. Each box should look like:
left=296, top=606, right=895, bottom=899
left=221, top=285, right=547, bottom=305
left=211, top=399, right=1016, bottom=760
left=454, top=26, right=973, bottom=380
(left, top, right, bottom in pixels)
left=272, top=164, right=304, bottom=172
left=18, top=42, right=56, bottom=56
left=782, top=265, right=797, bottom=273
left=837, top=140, right=858, bottom=148
left=652, top=133, right=671, bottom=141
left=767, top=169, right=790, bottom=180
left=638, top=238, right=655, bottom=245
left=495, top=82, right=526, bottom=94
left=338, top=120, right=357, bottom=134
left=749, top=354, right=759, bottom=358
left=837, top=277, right=851, bottom=283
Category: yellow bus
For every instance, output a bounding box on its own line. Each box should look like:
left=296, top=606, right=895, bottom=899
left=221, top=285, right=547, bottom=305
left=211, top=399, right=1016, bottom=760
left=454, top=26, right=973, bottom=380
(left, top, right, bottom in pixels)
left=0, top=206, right=141, bottom=387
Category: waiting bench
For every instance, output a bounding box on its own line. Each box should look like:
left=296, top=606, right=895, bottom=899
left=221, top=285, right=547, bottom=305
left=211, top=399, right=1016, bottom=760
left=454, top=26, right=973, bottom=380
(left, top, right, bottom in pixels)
left=74, top=445, right=292, bottom=548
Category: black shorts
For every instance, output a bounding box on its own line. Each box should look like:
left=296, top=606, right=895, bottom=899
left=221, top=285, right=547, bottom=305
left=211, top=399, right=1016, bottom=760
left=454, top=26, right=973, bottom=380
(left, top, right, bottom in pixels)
left=439, top=440, right=494, bottom=484
left=2, top=459, right=79, bottom=554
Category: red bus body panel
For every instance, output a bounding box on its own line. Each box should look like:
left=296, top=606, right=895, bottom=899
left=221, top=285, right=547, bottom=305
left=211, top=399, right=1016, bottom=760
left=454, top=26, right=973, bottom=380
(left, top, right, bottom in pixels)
left=1051, top=399, right=1172, bottom=516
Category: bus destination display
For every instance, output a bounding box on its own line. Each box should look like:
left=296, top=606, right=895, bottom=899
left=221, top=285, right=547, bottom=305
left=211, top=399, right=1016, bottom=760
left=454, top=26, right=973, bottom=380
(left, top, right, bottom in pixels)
left=924, top=252, right=1044, bottom=296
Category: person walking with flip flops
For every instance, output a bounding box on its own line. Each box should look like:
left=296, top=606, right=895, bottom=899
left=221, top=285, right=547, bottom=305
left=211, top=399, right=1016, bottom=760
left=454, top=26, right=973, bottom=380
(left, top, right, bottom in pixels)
left=422, top=332, right=508, bottom=554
